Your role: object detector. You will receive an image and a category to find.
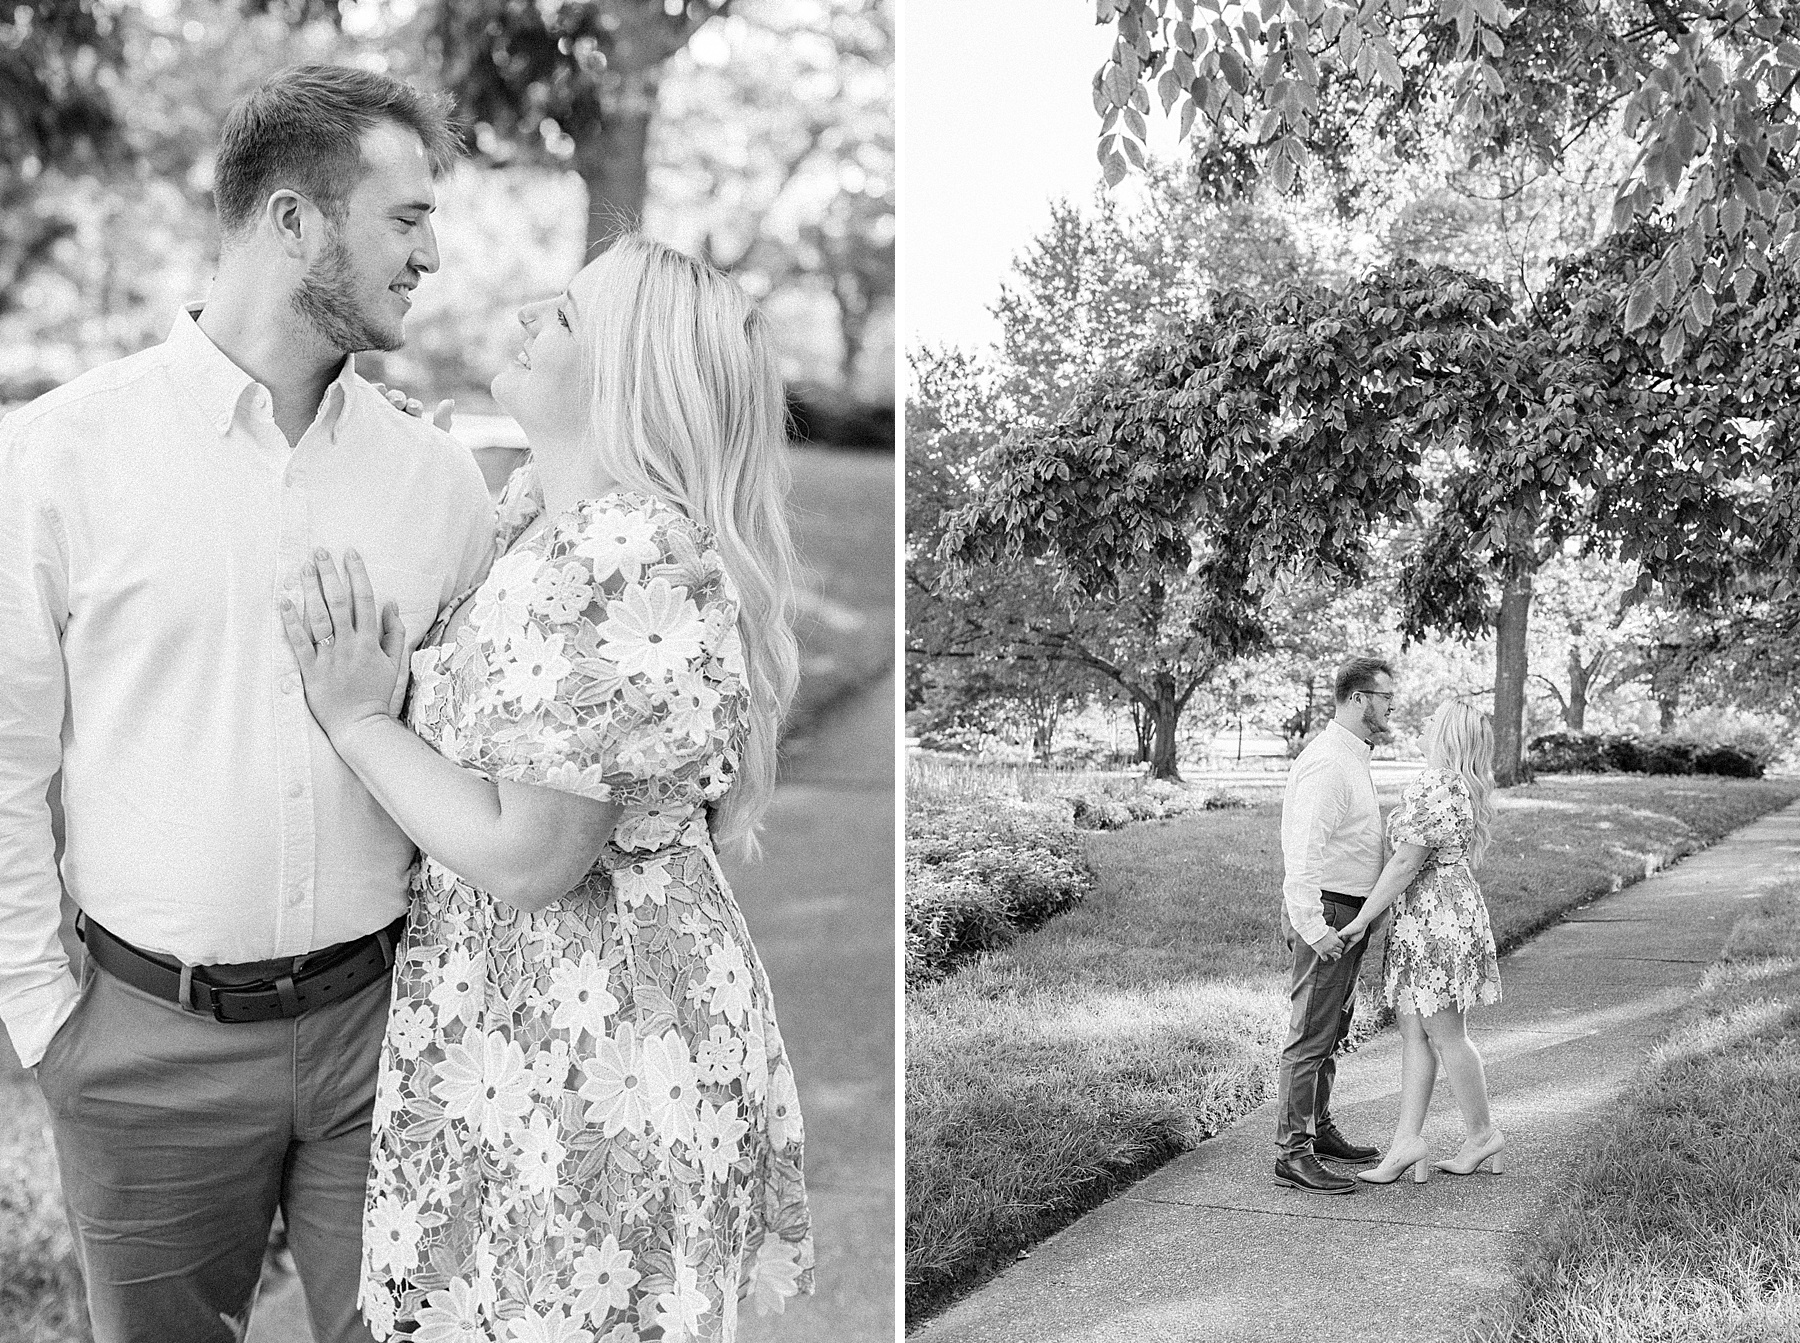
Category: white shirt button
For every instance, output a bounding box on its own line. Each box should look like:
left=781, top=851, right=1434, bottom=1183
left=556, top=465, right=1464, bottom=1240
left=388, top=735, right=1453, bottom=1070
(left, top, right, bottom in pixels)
left=282, top=674, right=300, bottom=694
left=287, top=781, right=304, bottom=799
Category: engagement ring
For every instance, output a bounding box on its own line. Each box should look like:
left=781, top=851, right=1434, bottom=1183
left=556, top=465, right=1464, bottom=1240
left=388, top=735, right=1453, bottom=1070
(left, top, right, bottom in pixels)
left=318, top=635, right=335, bottom=648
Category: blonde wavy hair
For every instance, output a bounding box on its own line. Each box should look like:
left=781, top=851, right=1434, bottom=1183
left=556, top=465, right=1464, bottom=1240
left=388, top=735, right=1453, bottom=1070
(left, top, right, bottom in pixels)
left=1423, top=700, right=1494, bottom=869
left=575, top=235, right=800, bottom=862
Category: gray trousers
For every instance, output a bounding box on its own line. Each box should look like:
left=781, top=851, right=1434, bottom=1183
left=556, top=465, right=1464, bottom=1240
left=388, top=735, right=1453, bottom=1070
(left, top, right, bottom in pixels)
left=33, top=953, right=387, bottom=1343
left=1274, top=893, right=1371, bottom=1157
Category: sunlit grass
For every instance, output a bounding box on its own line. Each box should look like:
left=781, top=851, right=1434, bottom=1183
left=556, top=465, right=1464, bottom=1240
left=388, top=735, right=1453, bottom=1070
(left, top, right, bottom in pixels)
left=1467, top=883, right=1800, bottom=1343
left=0, top=1066, right=86, bottom=1342
left=905, top=773, right=1800, bottom=1325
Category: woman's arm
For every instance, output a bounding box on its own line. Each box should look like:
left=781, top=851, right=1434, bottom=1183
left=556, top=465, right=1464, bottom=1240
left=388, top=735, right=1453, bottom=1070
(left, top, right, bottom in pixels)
left=1342, top=842, right=1434, bottom=943
left=280, top=549, right=618, bottom=913
left=332, top=717, right=617, bottom=914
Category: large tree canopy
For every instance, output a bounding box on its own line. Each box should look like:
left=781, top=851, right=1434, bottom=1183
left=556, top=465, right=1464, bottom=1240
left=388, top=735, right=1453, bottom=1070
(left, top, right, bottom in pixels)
left=1094, top=1, right=1800, bottom=354
left=945, top=238, right=1796, bottom=781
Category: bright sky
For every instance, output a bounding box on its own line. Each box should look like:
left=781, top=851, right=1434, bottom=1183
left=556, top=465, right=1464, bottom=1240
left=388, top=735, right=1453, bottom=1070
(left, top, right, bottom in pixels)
left=901, top=1, right=1179, bottom=358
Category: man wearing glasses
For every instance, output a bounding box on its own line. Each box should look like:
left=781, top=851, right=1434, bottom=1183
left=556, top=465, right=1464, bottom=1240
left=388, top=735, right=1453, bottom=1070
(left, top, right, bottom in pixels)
left=1273, top=656, right=1396, bottom=1195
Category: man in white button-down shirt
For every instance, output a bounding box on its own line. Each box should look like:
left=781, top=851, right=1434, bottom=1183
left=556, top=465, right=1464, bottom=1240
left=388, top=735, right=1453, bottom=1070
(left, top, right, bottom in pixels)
left=0, top=67, right=494, bottom=1342
left=1273, top=656, right=1396, bottom=1196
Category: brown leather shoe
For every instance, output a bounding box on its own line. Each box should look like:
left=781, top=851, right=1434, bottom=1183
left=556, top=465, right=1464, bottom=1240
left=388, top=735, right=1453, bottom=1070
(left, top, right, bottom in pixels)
left=1314, top=1122, right=1380, bottom=1163
left=1273, top=1153, right=1358, bottom=1195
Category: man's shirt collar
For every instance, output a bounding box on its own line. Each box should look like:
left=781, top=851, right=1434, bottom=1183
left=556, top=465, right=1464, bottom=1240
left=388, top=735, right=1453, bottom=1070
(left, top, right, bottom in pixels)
left=165, top=303, right=357, bottom=440
left=1326, top=718, right=1374, bottom=754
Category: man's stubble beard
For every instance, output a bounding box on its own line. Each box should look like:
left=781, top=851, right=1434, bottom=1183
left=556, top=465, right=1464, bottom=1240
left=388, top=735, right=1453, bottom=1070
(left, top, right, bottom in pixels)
left=291, top=226, right=402, bottom=355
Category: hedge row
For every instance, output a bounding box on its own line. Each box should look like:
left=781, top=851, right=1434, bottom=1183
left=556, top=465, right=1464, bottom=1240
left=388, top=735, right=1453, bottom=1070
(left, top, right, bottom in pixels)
left=905, top=800, right=1092, bottom=987
left=1527, top=731, right=1768, bottom=778
left=1064, top=782, right=1252, bottom=830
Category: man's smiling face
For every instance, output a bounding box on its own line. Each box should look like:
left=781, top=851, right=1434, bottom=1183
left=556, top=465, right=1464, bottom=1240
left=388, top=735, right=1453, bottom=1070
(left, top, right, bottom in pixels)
left=291, top=119, right=440, bottom=354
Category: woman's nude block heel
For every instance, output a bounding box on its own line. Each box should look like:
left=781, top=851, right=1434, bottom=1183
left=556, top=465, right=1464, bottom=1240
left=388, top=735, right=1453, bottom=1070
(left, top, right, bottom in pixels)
left=1355, top=1141, right=1433, bottom=1186
left=1432, top=1131, right=1506, bottom=1176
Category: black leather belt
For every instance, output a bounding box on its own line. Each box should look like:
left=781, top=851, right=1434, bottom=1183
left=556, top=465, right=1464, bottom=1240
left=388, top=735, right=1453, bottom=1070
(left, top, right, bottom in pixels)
left=75, top=912, right=404, bottom=1023
left=1321, top=890, right=1366, bottom=908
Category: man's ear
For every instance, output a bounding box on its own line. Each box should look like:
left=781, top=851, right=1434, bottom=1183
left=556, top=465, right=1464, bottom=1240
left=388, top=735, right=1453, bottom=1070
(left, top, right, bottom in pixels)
left=264, top=189, right=313, bottom=262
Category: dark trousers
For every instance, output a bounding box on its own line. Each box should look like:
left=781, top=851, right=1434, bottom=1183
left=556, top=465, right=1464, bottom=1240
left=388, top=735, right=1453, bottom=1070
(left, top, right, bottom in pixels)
left=1274, top=893, right=1371, bottom=1157
left=33, top=953, right=388, bottom=1343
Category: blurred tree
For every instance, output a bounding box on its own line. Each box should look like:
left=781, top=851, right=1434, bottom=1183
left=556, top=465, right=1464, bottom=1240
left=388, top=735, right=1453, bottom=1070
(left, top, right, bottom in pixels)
left=422, top=0, right=730, bottom=256
left=651, top=0, right=892, bottom=389
left=1093, top=0, right=1800, bottom=356
left=0, top=0, right=129, bottom=318
left=0, top=0, right=125, bottom=170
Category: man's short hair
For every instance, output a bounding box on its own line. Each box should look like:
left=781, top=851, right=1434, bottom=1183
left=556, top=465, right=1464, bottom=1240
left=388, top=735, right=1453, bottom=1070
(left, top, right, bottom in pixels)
left=1334, top=656, right=1394, bottom=704
left=213, top=64, right=462, bottom=236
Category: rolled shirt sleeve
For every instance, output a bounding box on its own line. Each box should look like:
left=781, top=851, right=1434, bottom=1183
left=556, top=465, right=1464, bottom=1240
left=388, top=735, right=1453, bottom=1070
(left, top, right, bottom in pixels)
left=0, top=419, right=80, bottom=1068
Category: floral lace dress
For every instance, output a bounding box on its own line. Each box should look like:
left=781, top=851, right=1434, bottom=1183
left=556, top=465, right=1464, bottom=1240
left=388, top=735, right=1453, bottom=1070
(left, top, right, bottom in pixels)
left=358, top=468, right=813, bottom=1342
left=1380, top=767, right=1502, bottom=1018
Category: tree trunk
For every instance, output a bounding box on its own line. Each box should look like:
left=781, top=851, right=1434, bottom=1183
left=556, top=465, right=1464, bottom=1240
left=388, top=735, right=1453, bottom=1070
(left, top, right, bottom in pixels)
left=1656, top=679, right=1680, bottom=731
left=1649, top=644, right=1683, bottom=731
left=1565, top=647, right=1590, bottom=731
left=1148, top=673, right=1183, bottom=781
left=1492, top=554, right=1534, bottom=786
left=573, top=71, right=660, bottom=258
left=1127, top=700, right=1152, bottom=763
left=835, top=285, right=868, bottom=390
left=1030, top=695, right=1060, bottom=764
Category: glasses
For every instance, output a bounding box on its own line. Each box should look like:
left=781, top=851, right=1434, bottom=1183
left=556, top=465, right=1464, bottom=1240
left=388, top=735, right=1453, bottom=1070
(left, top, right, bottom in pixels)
left=1357, top=690, right=1395, bottom=705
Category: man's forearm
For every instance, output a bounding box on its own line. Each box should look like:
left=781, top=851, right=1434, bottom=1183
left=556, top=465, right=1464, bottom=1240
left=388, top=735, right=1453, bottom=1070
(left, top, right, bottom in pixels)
left=1281, top=876, right=1331, bottom=946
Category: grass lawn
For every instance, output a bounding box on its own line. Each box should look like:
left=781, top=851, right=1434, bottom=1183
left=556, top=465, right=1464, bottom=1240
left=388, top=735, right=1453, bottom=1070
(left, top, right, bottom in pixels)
left=905, top=773, right=1800, bottom=1324
left=1467, top=879, right=1800, bottom=1342
left=0, top=1039, right=85, bottom=1341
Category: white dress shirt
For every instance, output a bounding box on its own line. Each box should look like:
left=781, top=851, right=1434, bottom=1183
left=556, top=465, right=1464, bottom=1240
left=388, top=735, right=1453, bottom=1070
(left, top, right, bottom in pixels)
left=0, top=307, right=495, bottom=1066
left=1280, top=720, right=1385, bottom=946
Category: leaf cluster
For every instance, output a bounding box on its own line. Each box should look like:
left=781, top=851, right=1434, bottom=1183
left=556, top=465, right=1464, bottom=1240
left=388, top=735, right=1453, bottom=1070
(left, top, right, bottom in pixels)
left=945, top=233, right=1798, bottom=660
left=1095, top=0, right=1800, bottom=350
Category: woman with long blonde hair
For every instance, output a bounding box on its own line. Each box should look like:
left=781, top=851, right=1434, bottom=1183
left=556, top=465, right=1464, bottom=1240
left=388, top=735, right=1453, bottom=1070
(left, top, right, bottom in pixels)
left=1340, top=700, right=1504, bottom=1185
left=279, top=234, right=812, bottom=1338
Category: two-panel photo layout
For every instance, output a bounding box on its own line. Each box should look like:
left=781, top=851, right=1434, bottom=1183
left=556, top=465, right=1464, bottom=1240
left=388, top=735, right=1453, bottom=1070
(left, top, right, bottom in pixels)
left=1, top=2, right=1797, bottom=1342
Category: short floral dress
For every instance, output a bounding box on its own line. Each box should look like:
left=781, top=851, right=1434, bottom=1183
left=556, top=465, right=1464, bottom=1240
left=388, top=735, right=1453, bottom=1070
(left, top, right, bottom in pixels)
left=358, top=467, right=813, bottom=1342
left=1380, top=768, right=1502, bottom=1017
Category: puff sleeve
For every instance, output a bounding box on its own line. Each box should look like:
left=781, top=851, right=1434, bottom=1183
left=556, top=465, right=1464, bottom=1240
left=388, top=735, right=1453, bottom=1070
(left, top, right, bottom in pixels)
left=454, top=493, right=748, bottom=816
left=1387, top=769, right=1473, bottom=851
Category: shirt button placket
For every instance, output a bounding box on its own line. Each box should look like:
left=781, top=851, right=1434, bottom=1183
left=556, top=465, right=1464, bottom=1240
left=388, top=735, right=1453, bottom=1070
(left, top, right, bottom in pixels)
left=275, top=453, right=316, bottom=952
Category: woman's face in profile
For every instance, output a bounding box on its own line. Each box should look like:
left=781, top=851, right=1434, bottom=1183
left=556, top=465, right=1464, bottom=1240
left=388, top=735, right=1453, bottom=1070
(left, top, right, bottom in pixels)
left=493, top=260, right=603, bottom=447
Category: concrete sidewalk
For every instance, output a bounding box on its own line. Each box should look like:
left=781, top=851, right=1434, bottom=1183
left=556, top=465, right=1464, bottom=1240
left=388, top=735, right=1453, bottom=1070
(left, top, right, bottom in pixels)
left=919, top=800, right=1800, bottom=1343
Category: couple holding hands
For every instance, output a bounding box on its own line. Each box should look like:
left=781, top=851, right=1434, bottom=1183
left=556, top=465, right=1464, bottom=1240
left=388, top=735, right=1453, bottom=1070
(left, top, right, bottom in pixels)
left=1274, top=657, right=1508, bottom=1195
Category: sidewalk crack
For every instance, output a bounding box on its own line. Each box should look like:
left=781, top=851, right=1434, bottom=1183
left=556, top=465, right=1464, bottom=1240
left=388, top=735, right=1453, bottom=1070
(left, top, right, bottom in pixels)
left=1120, top=1193, right=1531, bottom=1237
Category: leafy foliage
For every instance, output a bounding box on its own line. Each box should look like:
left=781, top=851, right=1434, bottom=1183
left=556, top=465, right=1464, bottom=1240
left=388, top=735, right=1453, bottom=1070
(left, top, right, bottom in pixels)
left=1094, top=0, right=1800, bottom=351
left=905, top=798, right=1093, bottom=986
left=944, top=230, right=1800, bottom=781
